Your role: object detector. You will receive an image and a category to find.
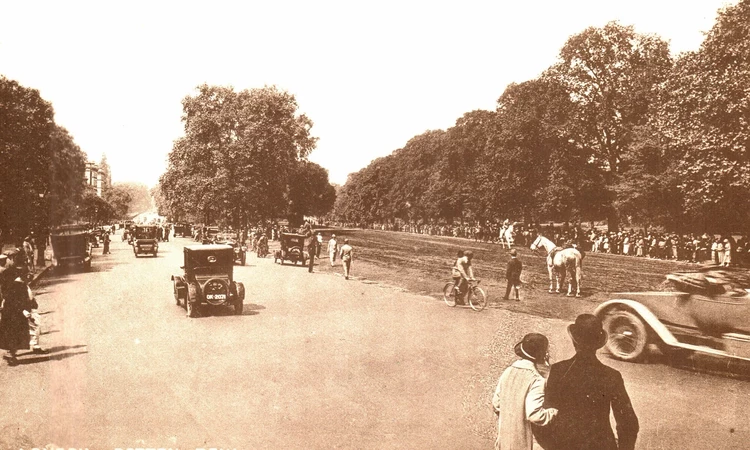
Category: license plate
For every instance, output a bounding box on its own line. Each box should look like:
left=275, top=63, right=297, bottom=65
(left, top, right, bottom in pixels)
left=206, top=294, right=226, bottom=300
left=141, top=246, right=152, bottom=250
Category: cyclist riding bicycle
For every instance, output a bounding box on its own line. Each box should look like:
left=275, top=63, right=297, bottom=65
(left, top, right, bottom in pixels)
left=452, top=250, right=476, bottom=303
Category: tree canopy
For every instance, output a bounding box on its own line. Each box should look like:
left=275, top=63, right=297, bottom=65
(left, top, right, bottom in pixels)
left=333, top=3, right=749, bottom=234
left=159, top=84, right=332, bottom=227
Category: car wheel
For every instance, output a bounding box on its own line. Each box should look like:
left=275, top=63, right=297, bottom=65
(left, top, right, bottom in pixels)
left=186, top=283, right=200, bottom=318
left=602, top=309, right=648, bottom=361
left=173, top=279, right=181, bottom=305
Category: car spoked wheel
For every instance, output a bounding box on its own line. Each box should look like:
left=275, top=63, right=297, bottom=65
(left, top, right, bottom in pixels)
left=443, top=282, right=457, bottom=307
left=602, top=309, right=648, bottom=361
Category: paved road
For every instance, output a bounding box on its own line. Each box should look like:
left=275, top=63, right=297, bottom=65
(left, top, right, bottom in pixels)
left=0, top=233, right=748, bottom=449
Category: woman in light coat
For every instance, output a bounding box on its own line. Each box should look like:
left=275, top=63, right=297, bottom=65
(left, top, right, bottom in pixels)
left=492, top=333, right=558, bottom=450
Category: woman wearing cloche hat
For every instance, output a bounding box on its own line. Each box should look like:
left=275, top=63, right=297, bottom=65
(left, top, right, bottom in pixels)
left=492, top=333, right=558, bottom=450
left=542, top=314, right=639, bottom=450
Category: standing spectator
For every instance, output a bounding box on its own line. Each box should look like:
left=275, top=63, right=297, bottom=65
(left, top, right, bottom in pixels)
left=102, top=231, right=111, bottom=254
left=307, top=236, right=317, bottom=273
left=22, top=236, right=34, bottom=274
left=328, top=234, right=338, bottom=267
left=723, top=239, right=732, bottom=267
left=315, top=232, right=323, bottom=258
left=339, top=239, right=353, bottom=280
left=0, top=267, right=34, bottom=366
left=544, top=314, right=639, bottom=450
left=503, top=249, right=523, bottom=301
left=492, top=333, right=558, bottom=450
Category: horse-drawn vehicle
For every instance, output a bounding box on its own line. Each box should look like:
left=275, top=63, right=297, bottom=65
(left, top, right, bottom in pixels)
left=595, top=267, right=750, bottom=370
left=50, top=224, right=92, bottom=271
left=274, top=232, right=308, bottom=266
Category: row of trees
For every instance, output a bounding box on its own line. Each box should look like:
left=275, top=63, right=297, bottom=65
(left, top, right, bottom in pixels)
left=158, top=84, right=335, bottom=228
left=334, top=1, right=750, bottom=233
left=1, top=76, right=138, bottom=245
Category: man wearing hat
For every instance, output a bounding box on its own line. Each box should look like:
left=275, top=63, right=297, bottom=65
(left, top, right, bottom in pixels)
left=542, top=314, right=639, bottom=450
left=503, top=249, right=523, bottom=301
left=492, top=333, right=558, bottom=450
left=339, top=238, right=353, bottom=280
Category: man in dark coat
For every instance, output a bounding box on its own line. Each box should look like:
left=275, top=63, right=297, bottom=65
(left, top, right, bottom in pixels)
left=540, top=314, right=639, bottom=450
left=503, top=249, right=523, bottom=301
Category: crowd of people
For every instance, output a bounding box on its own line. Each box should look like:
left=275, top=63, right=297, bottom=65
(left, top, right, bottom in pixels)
left=345, top=219, right=750, bottom=267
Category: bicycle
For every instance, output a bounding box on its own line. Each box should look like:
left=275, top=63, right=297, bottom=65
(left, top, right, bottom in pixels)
left=443, top=279, right=487, bottom=311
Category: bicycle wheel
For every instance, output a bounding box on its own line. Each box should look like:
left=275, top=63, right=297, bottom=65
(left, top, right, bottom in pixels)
left=469, top=287, right=487, bottom=311
left=443, top=282, right=457, bottom=307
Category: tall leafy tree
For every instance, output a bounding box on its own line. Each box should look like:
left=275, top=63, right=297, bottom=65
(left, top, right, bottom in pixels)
left=0, top=77, right=87, bottom=244
left=655, top=0, right=750, bottom=232
left=286, top=161, right=336, bottom=225
left=552, top=22, right=672, bottom=230
left=160, top=84, right=317, bottom=227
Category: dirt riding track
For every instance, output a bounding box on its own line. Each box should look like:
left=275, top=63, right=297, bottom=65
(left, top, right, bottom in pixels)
left=322, top=228, right=696, bottom=320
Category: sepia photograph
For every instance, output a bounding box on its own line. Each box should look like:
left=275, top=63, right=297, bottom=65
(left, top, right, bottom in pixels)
left=1, top=0, right=749, bottom=448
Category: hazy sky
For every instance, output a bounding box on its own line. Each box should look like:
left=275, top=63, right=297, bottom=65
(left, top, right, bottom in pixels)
left=0, top=0, right=736, bottom=187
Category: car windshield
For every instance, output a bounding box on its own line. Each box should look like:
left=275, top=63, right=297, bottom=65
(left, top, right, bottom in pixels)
left=135, top=227, right=157, bottom=239
left=186, top=249, right=234, bottom=273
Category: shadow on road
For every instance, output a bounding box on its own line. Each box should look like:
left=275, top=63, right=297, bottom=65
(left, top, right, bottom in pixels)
left=14, top=345, right=88, bottom=365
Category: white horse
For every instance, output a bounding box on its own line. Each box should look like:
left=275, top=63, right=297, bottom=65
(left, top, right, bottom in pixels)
left=499, top=222, right=515, bottom=249
left=530, top=234, right=584, bottom=297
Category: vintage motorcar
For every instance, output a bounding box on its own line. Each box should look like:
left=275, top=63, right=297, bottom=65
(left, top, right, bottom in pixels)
left=171, top=244, right=245, bottom=317
left=595, top=267, right=750, bottom=367
left=133, top=225, right=159, bottom=257
left=213, top=232, right=247, bottom=265
left=173, top=222, right=192, bottom=238
left=274, top=232, right=308, bottom=266
left=50, top=224, right=92, bottom=271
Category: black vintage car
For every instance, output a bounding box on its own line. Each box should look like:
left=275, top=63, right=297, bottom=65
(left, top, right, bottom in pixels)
left=173, top=222, right=192, bottom=238
left=133, top=225, right=159, bottom=257
left=274, top=232, right=308, bottom=265
left=171, top=244, right=245, bottom=317
left=50, top=224, right=92, bottom=271
left=214, top=232, right=247, bottom=265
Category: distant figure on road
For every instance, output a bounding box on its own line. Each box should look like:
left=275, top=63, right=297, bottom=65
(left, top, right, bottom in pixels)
left=328, top=234, right=338, bottom=267
left=316, top=232, right=323, bottom=258
left=541, top=314, right=639, bottom=450
left=22, top=236, right=34, bottom=274
left=504, top=249, right=522, bottom=301
left=103, top=232, right=111, bottom=254
left=339, top=239, right=353, bottom=280
left=307, top=236, right=318, bottom=273
left=492, top=333, right=557, bottom=450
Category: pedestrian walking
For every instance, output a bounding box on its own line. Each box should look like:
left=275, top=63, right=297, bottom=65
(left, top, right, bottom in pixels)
left=103, top=232, right=111, bottom=254
left=504, top=249, right=523, bottom=301
left=339, top=238, right=353, bottom=280
left=307, top=236, right=317, bottom=273
left=316, top=232, right=323, bottom=259
left=541, top=314, right=639, bottom=450
left=0, top=267, right=34, bottom=366
left=492, top=333, right=558, bottom=450
left=328, top=234, right=338, bottom=267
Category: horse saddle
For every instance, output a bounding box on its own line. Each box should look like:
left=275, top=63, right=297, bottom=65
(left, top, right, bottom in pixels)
left=548, top=247, right=564, bottom=261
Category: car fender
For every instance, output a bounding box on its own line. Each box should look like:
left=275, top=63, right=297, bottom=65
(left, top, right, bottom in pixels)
left=595, top=299, right=679, bottom=347
left=236, top=281, right=245, bottom=302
